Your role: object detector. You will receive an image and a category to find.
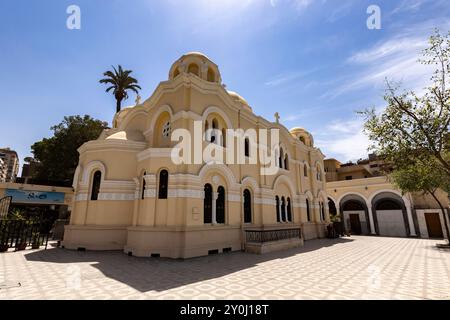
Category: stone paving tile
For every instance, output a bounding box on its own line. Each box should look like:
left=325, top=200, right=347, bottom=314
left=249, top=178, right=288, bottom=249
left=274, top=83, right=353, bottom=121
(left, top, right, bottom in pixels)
left=0, top=236, right=449, bottom=299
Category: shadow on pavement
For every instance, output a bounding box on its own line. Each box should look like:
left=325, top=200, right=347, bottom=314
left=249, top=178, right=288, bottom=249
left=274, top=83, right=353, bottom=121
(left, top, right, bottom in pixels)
left=24, top=237, right=353, bottom=292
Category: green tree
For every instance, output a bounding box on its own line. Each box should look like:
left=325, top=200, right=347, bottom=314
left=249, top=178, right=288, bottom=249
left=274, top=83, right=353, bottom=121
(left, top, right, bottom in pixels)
left=390, top=160, right=450, bottom=243
left=359, top=30, right=450, bottom=177
left=31, top=115, right=109, bottom=182
left=99, top=65, right=141, bottom=113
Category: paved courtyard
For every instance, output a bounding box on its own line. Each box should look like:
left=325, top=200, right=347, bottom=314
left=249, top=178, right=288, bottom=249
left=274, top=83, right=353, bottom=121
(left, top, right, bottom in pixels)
left=1, top=236, right=449, bottom=300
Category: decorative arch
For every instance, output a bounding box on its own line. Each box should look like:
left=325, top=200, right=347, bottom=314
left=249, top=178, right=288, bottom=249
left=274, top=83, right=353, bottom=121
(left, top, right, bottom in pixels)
left=336, top=191, right=369, bottom=208
left=148, top=104, right=174, bottom=133
left=198, top=162, right=238, bottom=188
left=316, top=190, right=328, bottom=203
left=202, top=106, right=233, bottom=130
left=241, top=176, right=259, bottom=193
left=187, top=63, right=200, bottom=76
left=118, top=108, right=148, bottom=131
left=272, top=175, right=296, bottom=197
left=304, top=190, right=314, bottom=201
left=367, top=189, right=405, bottom=206
left=81, top=160, right=106, bottom=185
left=207, top=67, right=215, bottom=82
left=278, top=142, right=293, bottom=161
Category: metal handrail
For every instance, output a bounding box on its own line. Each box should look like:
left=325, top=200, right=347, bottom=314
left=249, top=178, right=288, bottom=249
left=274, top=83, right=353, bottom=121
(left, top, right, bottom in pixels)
left=245, top=228, right=301, bottom=243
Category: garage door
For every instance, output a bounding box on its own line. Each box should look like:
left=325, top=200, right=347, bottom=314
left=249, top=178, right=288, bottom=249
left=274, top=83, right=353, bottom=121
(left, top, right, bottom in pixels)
left=376, top=210, right=407, bottom=237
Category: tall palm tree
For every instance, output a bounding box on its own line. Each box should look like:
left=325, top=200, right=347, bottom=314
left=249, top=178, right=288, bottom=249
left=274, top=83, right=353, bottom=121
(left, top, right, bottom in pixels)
left=99, top=65, right=141, bottom=113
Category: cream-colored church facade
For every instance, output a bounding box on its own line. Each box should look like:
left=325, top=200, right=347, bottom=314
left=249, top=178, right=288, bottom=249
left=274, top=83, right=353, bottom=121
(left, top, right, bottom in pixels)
left=63, top=52, right=330, bottom=258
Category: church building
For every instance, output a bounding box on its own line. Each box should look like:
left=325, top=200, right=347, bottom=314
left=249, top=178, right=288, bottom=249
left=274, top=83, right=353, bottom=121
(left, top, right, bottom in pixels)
left=63, top=52, right=330, bottom=258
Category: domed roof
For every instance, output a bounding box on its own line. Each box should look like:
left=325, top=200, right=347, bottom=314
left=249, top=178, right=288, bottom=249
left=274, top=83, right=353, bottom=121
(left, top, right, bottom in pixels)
left=290, top=127, right=309, bottom=134
left=227, top=90, right=248, bottom=105
left=169, top=52, right=222, bottom=83
left=106, top=130, right=145, bottom=142
left=181, top=51, right=212, bottom=60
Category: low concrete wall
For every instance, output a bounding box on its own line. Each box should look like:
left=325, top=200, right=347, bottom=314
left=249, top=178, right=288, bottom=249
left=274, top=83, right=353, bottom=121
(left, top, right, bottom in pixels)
left=245, top=238, right=303, bottom=254
left=125, top=225, right=242, bottom=258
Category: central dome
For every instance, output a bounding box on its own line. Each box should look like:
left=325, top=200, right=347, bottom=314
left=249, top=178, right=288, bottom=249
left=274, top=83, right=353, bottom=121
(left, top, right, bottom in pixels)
left=168, top=52, right=222, bottom=84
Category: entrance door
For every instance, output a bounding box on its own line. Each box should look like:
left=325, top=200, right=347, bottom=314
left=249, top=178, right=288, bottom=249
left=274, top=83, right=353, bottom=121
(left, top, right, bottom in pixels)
left=425, top=212, right=443, bottom=238
left=349, top=214, right=362, bottom=235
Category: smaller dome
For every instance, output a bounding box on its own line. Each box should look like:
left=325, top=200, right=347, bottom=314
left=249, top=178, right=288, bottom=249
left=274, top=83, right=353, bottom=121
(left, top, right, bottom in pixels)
left=290, top=127, right=313, bottom=147
left=227, top=90, right=249, bottom=105
left=106, top=130, right=145, bottom=142
left=290, top=127, right=308, bottom=133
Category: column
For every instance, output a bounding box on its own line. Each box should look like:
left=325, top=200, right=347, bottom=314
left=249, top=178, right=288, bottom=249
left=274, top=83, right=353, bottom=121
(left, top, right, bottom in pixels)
left=367, top=206, right=376, bottom=234
left=314, top=200, right=320, bottom=222
left=403, top=196, right=417, bottom=236
left=212, top=192, right=218, bottom=224
left=278, top=201, right=282, bottom=223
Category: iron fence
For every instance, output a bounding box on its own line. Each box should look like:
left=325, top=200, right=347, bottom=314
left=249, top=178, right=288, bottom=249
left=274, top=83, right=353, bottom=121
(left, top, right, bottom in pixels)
left=0, top=219, right=50, bottom=251
left=245, top=228, right=301, bottom=243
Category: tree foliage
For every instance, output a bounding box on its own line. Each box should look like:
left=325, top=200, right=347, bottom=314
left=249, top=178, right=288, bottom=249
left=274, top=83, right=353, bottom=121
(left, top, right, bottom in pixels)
left=31, top=115, right=109, bottom=182
left=390, top=160, right=450, bottom=242
left=360, top=30, right=450, bottom=177
left=99, top=65, right=141, bottom=113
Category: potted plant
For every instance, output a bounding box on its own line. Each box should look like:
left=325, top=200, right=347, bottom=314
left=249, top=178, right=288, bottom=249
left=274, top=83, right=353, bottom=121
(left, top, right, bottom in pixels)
left=16, top=235, right=27, bottom=251
left=31, top=232, right=41, bottom=249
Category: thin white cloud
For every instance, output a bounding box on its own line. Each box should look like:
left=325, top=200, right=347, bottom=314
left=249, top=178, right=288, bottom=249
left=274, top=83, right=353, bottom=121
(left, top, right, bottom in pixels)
left=315, top=118, right=370, bottom=161
left=270, top=0, right=315, bottom=12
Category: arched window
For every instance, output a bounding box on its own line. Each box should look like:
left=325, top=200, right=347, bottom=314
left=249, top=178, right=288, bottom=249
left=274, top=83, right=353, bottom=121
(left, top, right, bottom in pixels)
left=320, top=202, right=325, bottom=221
left=211, top=119, right=218, bottom=143
left=243, top=189, right=252, bottom=223
left=284, top=154, right=289, bottom=170
left=222, top=128, right=226, bottom=147
left=141, top=171, right=146, bottom=200
left=316, top=165, right=322, bottom=181
left=299, top=136, right=306, bottom=144
left=204, top=184, right=212, bottom=223
left=216, top=186, right=225, bottom=224
left=207, top=68, right=215, bottom=82
left=287, top=197, right=292, bottom=222
left=158, top=170, right=168, bottom=199
left=244, top=138, right=250, bottom=157
left=279, top=148, right=284, bottom=168
left=304, top=164, right=308, bottom=177
left=306, top=199, right=311, bottom=222
left=276, top=196, right=280, bottom=222
left=188, top=63, right=199, bottom=76
left=281, top=197, right=286, bottom=222
left=90, top=171, right=102, bottom=200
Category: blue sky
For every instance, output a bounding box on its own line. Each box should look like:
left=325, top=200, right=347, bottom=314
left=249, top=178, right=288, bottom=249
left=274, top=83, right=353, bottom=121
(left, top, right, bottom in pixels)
left=1, top=0, right=449, bottom=170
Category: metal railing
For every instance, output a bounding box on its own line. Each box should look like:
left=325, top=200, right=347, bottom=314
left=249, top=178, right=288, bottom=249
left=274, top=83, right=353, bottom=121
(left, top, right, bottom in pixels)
left=0, top=219, right=50, bottom=251
left=245, top=228, right=301, bottom=243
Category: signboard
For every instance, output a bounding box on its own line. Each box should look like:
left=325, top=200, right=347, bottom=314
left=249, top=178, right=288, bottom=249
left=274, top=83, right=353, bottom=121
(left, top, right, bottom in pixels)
left=5, top=189, right=65, bottom=204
